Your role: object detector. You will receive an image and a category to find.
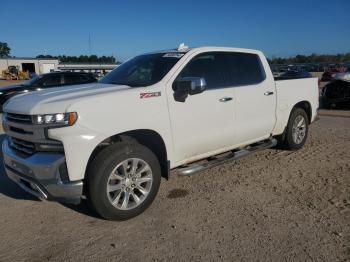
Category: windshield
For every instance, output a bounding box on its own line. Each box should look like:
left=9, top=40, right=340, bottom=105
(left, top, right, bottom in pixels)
left=99, top=53, right=184, bottom=87
left=22, top=75, right=44, bottom=86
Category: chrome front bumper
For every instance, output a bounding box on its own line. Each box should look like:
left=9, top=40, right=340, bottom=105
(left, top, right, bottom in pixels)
left=2, top=138, right=83, bottom=204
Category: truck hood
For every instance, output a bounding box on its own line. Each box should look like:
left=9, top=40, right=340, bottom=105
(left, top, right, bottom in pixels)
left=3, top=83, right=131, bottom=114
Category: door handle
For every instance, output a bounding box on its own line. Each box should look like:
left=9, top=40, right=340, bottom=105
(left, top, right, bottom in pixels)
left=264, top=91, right=274, bottom=96
left=219, top=97, right=233, bottom=102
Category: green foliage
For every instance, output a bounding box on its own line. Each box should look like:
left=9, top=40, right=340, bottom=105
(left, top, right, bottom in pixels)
left=268, top=53, right=350, bottom=64
left=36, top=54, right=117, bottom=63
left=0, top=42, right=11, bottom=57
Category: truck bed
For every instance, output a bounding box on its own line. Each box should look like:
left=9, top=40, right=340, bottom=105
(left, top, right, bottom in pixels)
left=272, top=77, right=319, bottom=135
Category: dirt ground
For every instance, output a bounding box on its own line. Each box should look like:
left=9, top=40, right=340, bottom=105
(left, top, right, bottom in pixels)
left=0, top=115, right=348, bottom=262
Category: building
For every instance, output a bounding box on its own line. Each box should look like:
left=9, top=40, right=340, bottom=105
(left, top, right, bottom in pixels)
left=58, top=62, right=119, bottom=74
left=0, top=57, right=119, bottom=78
left=0, top=57, right=59, bottom=75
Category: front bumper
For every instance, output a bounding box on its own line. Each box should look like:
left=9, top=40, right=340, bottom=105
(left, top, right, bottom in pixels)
left=2, top=138, right=83, bottom=204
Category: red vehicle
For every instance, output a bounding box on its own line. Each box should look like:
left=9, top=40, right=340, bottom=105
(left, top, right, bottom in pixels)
left=321, top=65, right=346, bottom=82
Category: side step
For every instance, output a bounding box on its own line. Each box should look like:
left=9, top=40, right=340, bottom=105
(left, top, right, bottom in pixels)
left=177, top=138, right=277, bottom=176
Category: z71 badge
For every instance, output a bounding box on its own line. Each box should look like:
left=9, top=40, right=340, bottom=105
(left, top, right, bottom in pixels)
left=140, top=92, right=161, bottom=99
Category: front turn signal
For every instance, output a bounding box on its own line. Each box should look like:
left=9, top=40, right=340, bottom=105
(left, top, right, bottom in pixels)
left=68, top=112, right=78, bottom=126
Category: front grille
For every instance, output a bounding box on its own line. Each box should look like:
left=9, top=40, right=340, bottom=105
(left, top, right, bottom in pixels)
left=8, top=137, right=65, bottom=157
left=6, top=113, right=32, bottom=124
left=9, top=137, right=36, bottom=156
left=9, top=126, right=33, bottom=135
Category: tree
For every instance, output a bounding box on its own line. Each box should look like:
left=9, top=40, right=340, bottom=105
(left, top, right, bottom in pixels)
left=0, top=42, right=11, bottom=57
left=36, top=54, right=117, bottom=63
left=36, top=54, right=55, bottom=59
left=268, top=52, right=350, bottom=65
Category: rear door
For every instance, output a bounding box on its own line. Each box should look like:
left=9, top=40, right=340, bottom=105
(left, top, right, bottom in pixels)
left=227, top=52, right=276, bottom=144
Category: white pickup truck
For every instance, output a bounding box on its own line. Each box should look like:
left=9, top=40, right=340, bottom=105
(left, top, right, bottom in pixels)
left=2, top=45, right=319, bottom=220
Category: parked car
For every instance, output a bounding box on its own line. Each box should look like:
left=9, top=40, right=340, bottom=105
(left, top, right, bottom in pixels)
left=321, top=66, right=346, bottom=82
left=321, top=80, right=350, bottom=109
left=272, top=68, right=287, bottom=78
left=2, top=45, right=319, bottom=220
left=321, top=71, right=336, bottom=82
left=274, top=70, right=312, bottom=80
left=0, top=72, right=97, bottom=112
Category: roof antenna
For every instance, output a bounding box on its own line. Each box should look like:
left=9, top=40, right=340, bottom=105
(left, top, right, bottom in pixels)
left=178, top=43, right=189, bottom=51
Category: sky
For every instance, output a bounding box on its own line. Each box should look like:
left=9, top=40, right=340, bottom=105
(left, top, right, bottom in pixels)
left=1, top=0, right=350, bottom=61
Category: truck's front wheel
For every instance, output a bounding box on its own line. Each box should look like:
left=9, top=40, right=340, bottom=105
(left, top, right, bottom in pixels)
left=86, top=142, right=161, bottom=220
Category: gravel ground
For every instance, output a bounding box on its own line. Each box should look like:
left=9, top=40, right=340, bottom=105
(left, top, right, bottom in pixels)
left=0, top=117, right=349, bottom=262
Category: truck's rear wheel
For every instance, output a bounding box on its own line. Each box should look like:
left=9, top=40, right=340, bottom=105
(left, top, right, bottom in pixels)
left=283, top=108, right=309, bottom=150
left=86, top=142, right=161, bottom=220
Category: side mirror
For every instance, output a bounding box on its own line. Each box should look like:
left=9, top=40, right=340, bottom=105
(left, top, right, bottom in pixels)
left=173, top=77, right=207, bottom=95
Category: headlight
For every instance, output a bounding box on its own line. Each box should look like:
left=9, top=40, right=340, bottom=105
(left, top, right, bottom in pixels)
left=32, top=112, right=78, bottom=126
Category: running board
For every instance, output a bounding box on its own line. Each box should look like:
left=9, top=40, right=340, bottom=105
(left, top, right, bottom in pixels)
left=177, top=138, right=277, bottom=176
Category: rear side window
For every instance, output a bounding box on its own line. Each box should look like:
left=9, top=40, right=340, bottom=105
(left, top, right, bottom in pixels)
left=227, top=53, right=265, bottom=86
left=79, top=74, right=92, bottom=82
left=179, top=52, right=228, bottom=89
left=81, top=74, right=96, bottom=82
left=42, top=75, right=62, bottom=87
left=64, top=74, right=82, bottom=85
left=79, top=74, right=89, bottom=81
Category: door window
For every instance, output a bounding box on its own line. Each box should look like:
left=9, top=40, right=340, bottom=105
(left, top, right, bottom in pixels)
left=179, top=52, right=228, bottom=89
left=79, top=74, right=91, bottom=82
left=64, top=74, right=82, bottom=85
left=42, top=75, right=62, bottom=87
left=226, top=53, right=265, bottom=86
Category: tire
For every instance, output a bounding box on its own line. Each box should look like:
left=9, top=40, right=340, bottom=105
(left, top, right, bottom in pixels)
left=281, top=108, right=309, bottom=150
left=86, top=142, right=161, bottom=220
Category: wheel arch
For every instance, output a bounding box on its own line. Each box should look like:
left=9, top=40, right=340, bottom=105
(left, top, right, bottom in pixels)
left=275, top=100, right=312, bottom=142
left=292, top=100, right=312, bottom=124
left=85, top=129, right=169, bottom=182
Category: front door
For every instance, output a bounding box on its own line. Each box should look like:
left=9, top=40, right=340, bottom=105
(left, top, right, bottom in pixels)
left=166, top=52, right=236, bottom=164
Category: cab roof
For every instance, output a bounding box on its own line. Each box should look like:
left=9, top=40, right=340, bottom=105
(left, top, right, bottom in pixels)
left=145, top=45, right=262, bottom=56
